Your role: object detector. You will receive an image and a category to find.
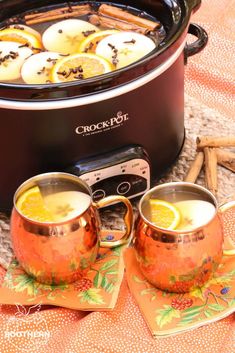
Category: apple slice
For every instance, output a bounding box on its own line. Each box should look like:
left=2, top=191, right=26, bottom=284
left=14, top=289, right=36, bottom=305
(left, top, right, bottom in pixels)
left=0, top=41, right=32, bottom=81
left=42, top=19, right=99, bottom=55
left=96, top=31, right=156, bottom=69
left=21, top=52, right=61, bottom=84
left=174, top=200, right=216, bottom=231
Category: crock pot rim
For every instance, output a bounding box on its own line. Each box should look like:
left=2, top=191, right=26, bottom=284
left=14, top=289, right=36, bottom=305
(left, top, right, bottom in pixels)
left=0, top=0, right=192, bottom=91
left=0, top=38, right=186, bottom=108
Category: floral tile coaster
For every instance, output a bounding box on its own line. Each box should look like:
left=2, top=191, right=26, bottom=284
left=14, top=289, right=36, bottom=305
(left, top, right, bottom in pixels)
left=124, top=248, right=235, bottom=337
left=0, top=231, right=126, bottom=311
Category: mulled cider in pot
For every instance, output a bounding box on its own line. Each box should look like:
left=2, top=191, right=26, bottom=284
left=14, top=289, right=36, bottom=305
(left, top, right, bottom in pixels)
left=0, top=3, right=165, bottom=84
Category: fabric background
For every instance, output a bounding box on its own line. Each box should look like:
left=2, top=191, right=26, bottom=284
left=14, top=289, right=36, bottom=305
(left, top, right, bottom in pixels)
left=185, top=0, right=235, bottom=121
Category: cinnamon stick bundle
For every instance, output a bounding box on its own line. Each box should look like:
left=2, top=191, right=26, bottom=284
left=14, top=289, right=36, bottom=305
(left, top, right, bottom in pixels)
left=216, top=148, right=235, bottom=173
left=98, top=4, right=160, bottom=31
left=184, top=136, right=234, bottom=193
left=204, top=147, right=218, bottom=194
left=184, top=151, right=204, bottom=183
left=197, top=136, right=235, bottom=149
left=24, top=3, right=160, bottom=33
left=89, top=14, right=149, bottom=35
left=25, top=4, right=92, bottom=25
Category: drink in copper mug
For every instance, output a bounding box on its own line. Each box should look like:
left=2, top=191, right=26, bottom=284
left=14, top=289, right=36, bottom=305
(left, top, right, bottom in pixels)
left=134, top=182, right=235, bottom=293
left=11, top=172, right=133, bottom=284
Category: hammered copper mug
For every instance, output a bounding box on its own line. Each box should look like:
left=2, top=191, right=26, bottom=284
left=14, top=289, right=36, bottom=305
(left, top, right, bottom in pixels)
left=134, top=182, right=235, bottom=293
left=11, top=172, right=133, bottom=284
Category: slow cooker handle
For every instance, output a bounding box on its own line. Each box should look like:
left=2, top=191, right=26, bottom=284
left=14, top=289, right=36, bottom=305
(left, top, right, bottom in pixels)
left=187, top=0, right=202, bottom=13
left=184, top=23, right=208, bottom=64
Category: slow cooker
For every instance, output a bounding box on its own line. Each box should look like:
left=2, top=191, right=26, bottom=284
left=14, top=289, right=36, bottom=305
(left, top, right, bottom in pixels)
left=0, top=0, right=208, bottom=210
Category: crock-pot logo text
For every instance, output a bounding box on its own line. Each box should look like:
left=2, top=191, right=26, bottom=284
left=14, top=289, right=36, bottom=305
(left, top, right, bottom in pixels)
left=75, top=111, right=129, bottom=136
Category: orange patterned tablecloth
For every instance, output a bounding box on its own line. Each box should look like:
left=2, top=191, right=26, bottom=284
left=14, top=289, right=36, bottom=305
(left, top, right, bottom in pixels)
left=0, top=1, right=235, bottom=352
left=185, top=0, right=235, bottom=121
left=0, top=266, right=234, bottom=353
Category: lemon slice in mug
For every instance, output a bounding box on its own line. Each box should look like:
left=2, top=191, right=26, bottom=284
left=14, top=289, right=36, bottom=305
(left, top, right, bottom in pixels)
left=16, top=186, right=54, bottom=222
left=50, top=53, right=113, bottom=83
left=149, top=199, right=181, bottom=230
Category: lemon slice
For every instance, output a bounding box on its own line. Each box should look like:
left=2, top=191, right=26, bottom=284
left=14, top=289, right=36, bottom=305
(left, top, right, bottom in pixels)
left=50, top=53, right=113, bottom=83
left=0, top=41, right=33, bottom=81
left=149, top=199, right=181, bottom=230
left=79, top=29, right=119, bottom=53
left=9, top=24, right=42, bottom=42
left=96, top=31, right=156, bottom=69
left=0, top=28, right=43, bottom=50
left=42, top=19, right=99, bottom=55
left=21, top=52, right=61, bottom=84
left=16, top=186, right=54, bottom=222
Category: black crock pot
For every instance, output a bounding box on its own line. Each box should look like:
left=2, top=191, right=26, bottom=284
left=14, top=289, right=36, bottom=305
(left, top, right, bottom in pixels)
left=0, top=0, right=208, bottom=210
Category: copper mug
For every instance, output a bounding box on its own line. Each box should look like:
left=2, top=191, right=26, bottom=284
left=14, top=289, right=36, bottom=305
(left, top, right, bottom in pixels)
left=134, top=182, right=235, bottom=293
left=11, top=172, right=133, bottom=284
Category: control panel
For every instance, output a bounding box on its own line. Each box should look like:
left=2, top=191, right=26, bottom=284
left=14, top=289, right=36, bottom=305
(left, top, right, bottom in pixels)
left=68, top=145, right=151, bottom=201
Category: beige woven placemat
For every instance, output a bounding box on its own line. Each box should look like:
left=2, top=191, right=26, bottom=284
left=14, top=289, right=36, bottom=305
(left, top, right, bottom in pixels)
left=0, top=94, right=234, bottom=269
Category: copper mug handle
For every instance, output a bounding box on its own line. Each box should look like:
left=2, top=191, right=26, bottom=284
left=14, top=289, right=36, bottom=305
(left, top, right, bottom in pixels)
left=94, top=195, right=133, bottom=248
left=220, top=200, right=235, bottom=256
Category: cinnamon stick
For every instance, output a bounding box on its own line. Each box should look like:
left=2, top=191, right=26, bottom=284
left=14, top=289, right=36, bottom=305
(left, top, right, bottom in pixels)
left=184, top=151, right=204, bottom=183
left=216, top=148, right=235, bottom=173
left=89, top=14, right=149, bottom=35
left=197, top=136, right=235, bottom=149
left=25, top=4, right=92, bottom=25
left=98, top=4, right=160, bottom=31
left=25, top=10, right=65, bottom=20
left=25, top=4, right=92, bottom=19
left=204, top=147, right=218, bottom=194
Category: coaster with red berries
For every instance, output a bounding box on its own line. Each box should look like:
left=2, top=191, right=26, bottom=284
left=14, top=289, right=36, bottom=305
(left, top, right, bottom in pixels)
left=124, top=248, right=235, bottom=337
left=0, top=230, right=127, bottom=311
